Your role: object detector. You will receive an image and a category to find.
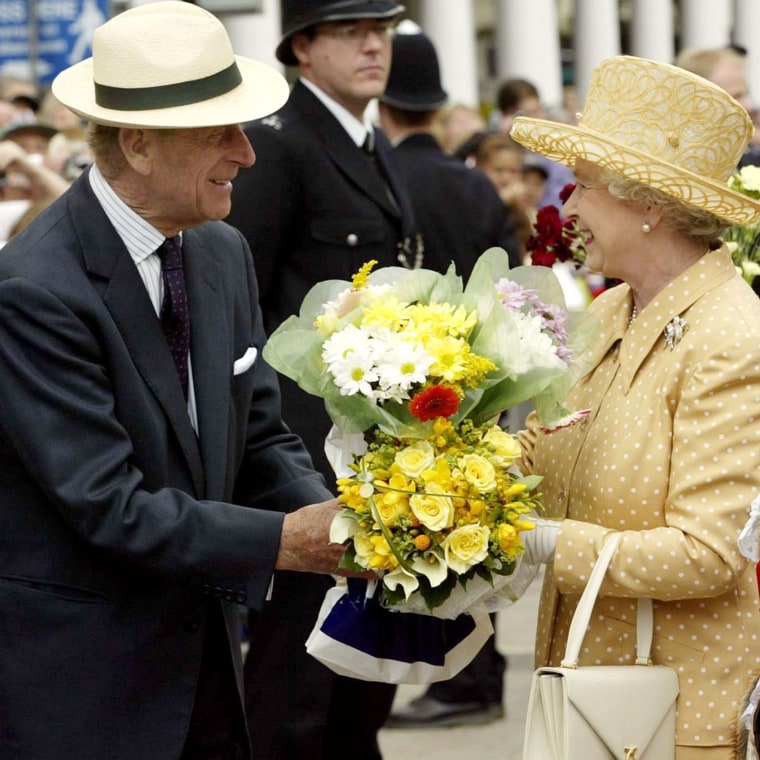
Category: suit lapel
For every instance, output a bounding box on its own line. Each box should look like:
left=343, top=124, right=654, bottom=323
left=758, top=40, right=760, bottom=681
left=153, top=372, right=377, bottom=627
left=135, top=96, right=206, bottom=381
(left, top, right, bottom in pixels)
left=293, top=83, right=401, bottom=218
left=182, top=230, right=230, bottom=501
left=72, top=177, right=205, bottom=496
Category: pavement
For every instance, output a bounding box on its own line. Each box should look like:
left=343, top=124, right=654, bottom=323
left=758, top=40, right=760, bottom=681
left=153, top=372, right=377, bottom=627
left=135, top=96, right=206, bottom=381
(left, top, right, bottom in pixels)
left=377, top=568, right=543, bottom=760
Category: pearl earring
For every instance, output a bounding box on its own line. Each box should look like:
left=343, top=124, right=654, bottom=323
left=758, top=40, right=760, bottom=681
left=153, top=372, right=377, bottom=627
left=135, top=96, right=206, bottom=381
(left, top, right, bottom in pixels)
left=641, top=221, right=652, bottom=233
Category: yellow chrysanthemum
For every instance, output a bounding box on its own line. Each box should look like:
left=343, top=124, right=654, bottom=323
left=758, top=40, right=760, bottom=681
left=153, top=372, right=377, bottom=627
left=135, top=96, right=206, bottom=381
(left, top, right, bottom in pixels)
left=427, top=336, right=470, bottom=384
left=360, top=295, right=408, bottom=331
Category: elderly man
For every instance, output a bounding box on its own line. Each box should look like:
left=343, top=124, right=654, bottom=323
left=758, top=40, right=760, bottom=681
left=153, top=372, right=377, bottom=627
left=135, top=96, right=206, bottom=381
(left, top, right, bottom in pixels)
left=0, top=4, right=355, bottom=759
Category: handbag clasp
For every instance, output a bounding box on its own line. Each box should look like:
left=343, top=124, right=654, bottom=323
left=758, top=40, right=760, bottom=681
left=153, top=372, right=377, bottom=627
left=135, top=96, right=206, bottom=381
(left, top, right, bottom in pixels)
left=624, top=747, right=637, bottom=760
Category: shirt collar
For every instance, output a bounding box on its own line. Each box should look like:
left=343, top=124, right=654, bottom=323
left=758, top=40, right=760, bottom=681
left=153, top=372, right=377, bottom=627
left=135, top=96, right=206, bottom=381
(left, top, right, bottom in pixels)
left=299, top=76, right=374, bottom=149
left=88, top=163, right=168, bottom=265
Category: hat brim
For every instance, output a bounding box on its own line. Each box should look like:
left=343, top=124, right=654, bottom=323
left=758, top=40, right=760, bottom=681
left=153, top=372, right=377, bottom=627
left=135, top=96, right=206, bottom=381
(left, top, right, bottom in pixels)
left=51, top=55, right=289, bottom=129
left=276, top=4, right=404, bottom=66
left=511, top=116, right=760, bottom=226
left=379, top=91, right=447, bottom=111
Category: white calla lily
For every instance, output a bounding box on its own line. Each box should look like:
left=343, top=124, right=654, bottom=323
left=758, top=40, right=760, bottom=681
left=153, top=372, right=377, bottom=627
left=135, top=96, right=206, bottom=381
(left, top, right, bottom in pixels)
left=329, top=512, right=358, bottom=544
left=411, top=552, right=449, bottom=588
left=382, top=565, right=419, bottom=600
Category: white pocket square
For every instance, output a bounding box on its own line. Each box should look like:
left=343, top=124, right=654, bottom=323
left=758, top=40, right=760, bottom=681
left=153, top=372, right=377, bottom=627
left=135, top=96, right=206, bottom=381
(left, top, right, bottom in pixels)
left=233, top=346, right=258, bottom=375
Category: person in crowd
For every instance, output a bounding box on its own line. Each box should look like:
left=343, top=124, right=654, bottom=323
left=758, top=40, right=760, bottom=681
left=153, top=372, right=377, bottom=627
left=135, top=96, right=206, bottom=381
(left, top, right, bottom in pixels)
left=0, top=137, right=69, bottom=242
left=453, top=131, right=532, bottom=259
left=494, top=76, right=575, bottom=207
left=376, top=27, right=513, bottom=730
left=510, top=54, right=760, bottom=758
left=432, top=101, right=486, bottom=155
left=520, top=154, right=549, bottom=222
left=0, top=3, right=365, bottom=758
left=376, top=28, right=521, bottom=277
left=676, top=45, right=760, bottom=167
left=226, top=2, right=418, bottom=758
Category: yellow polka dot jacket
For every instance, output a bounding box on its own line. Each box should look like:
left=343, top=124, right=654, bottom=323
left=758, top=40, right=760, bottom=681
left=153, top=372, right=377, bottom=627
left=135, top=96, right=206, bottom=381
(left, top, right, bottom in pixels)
left=519, top=246, right=760, bottom=755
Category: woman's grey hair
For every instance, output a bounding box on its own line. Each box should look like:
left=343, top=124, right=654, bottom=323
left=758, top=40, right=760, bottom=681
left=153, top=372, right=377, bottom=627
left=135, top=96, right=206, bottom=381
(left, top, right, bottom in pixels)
left=597, top=166, right=728, bottom=245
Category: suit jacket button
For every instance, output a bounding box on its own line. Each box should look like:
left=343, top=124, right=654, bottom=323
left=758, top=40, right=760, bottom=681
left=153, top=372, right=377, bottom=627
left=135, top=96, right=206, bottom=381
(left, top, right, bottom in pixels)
left=212, top=586, right=223, bottom=598
left=346, top=233, right=358, bottom=247
left=224, top=589, right=236, bottom=601
left=235, top=591, right=247, bottom=603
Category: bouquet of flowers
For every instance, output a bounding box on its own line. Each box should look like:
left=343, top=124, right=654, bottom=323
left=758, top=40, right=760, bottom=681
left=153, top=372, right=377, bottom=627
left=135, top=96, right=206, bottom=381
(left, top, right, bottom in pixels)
left=724, top=166, right=760, bottom=286
left=263, top=248, right=596, bottom=618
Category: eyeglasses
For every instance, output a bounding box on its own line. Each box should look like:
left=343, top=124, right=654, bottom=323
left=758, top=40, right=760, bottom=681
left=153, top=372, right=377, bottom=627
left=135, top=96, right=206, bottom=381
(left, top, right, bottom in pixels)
left=315, top=21, right=395, bottom=46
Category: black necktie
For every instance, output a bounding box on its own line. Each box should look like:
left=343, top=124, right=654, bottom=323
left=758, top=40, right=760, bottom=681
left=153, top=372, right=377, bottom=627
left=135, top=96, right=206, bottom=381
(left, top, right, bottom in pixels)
left=362, top=131, right=399, bottom=214
left=157, top=236, right=190, bottom=398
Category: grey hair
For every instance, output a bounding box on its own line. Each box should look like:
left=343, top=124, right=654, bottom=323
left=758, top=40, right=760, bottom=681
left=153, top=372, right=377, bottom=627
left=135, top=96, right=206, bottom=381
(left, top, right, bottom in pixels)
left=597, top=166, right=728, bottom=245
left=86, top=123, right=128, bottom=178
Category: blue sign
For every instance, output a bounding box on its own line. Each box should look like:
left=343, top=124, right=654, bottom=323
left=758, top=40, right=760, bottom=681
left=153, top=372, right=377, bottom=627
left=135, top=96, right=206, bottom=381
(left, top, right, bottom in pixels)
left=0, top=0, right=109, bottom=85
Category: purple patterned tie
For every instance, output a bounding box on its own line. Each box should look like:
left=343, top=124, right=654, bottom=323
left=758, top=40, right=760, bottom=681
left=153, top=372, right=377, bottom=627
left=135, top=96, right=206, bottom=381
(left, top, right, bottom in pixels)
left=157, top=236, right=190, bottom=398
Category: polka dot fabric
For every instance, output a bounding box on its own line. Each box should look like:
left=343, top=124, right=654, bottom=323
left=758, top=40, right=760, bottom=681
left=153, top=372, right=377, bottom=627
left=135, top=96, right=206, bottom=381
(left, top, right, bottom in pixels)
left=523, top=247, right=760, bottom=755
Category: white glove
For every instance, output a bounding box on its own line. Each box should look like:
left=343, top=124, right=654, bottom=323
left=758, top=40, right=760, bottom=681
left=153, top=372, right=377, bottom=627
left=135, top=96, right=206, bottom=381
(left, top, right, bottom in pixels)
left=522, top=517, right=561, bottom=564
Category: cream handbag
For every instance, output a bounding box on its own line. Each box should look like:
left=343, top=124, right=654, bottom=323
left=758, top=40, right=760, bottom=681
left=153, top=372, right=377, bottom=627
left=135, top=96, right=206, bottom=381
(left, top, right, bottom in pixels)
left=522, top=534, right=679, bottom=760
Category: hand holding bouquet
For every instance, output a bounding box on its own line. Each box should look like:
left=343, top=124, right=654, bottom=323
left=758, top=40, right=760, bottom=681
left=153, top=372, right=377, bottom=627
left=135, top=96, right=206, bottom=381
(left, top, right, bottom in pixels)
left=264, top=248, right=596, bottom=617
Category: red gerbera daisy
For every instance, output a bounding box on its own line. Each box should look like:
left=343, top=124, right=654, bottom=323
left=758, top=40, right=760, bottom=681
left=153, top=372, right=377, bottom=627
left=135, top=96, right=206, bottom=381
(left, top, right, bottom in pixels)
left=408, top=385, right=461, bottom=422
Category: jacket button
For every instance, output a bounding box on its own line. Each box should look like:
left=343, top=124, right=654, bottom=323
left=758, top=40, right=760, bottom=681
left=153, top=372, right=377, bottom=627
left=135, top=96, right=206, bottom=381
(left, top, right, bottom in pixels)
left=212, top=586, right=223, bottom=598
left=235, top=591, right=247, bottom=604
left=346, top=233, right=358, bottom=246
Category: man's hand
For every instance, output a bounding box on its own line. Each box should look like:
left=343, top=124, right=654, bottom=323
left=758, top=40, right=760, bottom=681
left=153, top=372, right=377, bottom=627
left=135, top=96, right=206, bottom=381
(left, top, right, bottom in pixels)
left=276, top=498, right=371, bottom=577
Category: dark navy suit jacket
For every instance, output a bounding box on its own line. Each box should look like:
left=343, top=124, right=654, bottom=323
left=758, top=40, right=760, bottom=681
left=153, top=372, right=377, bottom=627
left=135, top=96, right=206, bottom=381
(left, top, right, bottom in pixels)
left=0, top=171, right=329, bottom=759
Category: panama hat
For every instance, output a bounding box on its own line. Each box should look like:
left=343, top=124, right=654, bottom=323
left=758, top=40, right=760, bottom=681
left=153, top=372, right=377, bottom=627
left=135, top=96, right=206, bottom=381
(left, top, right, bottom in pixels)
left=380, top=30, right=448, bottom=111
left=277, top=0, right=405, bottom=66
left=510, top=55, right=760, bottom=225
left=51, top=1, right=289, bottom=129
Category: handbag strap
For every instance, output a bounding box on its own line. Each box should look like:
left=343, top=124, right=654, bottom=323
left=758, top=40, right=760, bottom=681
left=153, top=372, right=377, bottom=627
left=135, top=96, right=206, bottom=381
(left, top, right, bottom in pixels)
left=561, top=533, right=654, bottom=667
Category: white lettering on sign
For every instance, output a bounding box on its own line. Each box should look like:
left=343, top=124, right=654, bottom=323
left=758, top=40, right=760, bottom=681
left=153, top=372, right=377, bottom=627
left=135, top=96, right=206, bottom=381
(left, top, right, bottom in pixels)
left=37, top=0, right=79, bottom=21
left=0, top=1, right=26, bottom=24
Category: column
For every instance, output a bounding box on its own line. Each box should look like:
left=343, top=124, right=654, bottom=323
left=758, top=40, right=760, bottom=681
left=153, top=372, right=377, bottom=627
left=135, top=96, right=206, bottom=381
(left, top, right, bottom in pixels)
left=493, top=0, right=563, bottom=113
left=573, top=0, right=620, bottom=109
left=418, top=0, right=479, bottom=107
left=679, top=0, right=732, bottom=50
left=735, top=0, right=760, bottom=108
left=221, top=0, right=282, bottom=73
left=630, top=0, right=674, bottom=63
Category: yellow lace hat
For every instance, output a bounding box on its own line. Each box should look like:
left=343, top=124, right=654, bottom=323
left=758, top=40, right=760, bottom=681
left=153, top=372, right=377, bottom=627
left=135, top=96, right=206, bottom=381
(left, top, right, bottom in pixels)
left=510, top=55, right=760, bottom=225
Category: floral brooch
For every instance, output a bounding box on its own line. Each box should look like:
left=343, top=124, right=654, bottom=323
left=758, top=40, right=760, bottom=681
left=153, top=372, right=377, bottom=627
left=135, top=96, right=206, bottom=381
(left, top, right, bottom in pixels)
left=664, top=315, right=688, bottom=350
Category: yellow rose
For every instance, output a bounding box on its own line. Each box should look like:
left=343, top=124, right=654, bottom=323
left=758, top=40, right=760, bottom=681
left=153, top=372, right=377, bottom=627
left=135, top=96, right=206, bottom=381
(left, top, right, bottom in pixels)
left=459, top=453, right=497, bottom=493
left=482, top=426, right=522, bottom=464
left=373, top=491, right=410, bottom=527
left=442, top=524, right=491, bottom=574
left=410, top=488, right=454, bottom=531
left=395, top=440, right=435, bottom=478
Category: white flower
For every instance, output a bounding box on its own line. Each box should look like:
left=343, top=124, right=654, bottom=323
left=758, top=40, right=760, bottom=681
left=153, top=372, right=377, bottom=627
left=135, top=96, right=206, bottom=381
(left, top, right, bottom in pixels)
left=382, top=564, right=420, bottom=600
left=374, top=337, right=434, bottom=393
left=321, top=324, right=366, bottom=365
left=513, top=312, right=567, bottom=373
left=328, top=346, right=379, bottom=398
left=410, top=552, right=449, bottom=588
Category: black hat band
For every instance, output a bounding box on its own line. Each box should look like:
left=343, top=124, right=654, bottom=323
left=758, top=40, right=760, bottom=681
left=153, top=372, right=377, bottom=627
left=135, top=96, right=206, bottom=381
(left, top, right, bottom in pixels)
left=94, top=61, right=242, bottom=111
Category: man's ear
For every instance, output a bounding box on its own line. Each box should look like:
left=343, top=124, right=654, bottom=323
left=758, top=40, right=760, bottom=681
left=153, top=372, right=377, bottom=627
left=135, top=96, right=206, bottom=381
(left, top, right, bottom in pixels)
left=291, top=33, right=312, bottom=66
left=118, top=128, right=153, bottom=176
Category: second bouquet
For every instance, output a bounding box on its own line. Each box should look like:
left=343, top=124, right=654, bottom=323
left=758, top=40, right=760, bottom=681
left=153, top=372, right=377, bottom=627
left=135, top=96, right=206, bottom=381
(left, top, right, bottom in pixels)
left=263, top=247, right=596, bottom=618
